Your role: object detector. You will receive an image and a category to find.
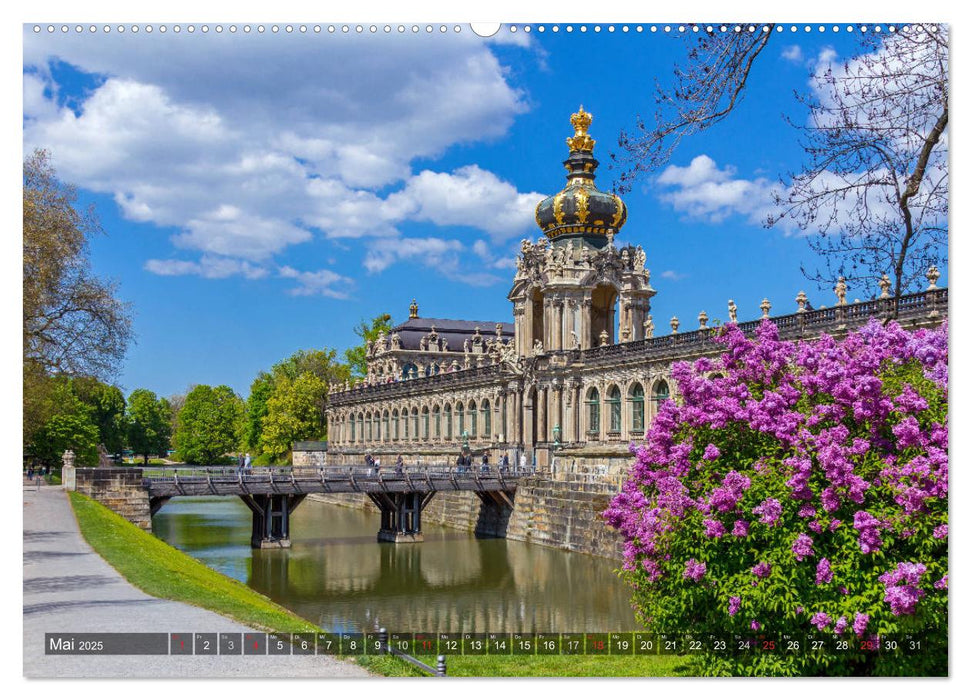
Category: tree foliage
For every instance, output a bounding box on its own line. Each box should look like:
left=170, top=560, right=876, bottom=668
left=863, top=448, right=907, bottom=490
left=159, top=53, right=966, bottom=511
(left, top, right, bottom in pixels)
left=344, top=313, right=392, bottom=378
left=243, top=372, right=275, bottom=452
left=23, top=150, right=133, bottom=394
left=173, top=385, right=244, bottom=465
left=127, top=389, right=172, bottom=464
left=26, top=378, right=100, bottom=467
left=244, top=349, right=350, bottom=459
left=605, top=320, right=947, bottom=676
left=259, top=373, right=329, bottom=458
left=72, top=377, right=127, bottom=454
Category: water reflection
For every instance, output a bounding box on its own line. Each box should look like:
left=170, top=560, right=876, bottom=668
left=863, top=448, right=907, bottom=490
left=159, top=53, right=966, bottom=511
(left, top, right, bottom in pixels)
left=153, top=496, right=639, bottom=633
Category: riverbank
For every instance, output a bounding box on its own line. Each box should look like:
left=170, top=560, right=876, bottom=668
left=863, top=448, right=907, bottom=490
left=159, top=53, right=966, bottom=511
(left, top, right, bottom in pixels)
left=23, top=485, right=369, bottom=678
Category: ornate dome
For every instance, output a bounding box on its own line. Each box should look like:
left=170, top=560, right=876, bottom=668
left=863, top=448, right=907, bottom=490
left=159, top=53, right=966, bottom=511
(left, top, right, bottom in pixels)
left=535, top=106, right=627, bottom=244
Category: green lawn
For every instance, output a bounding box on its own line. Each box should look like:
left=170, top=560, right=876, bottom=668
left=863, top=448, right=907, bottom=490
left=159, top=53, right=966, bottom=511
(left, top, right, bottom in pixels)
left=362, top=652, right=687, bottom=677
left=67, top=491, right=684, bottom=677
left=68, top=491, right=318, bottom=633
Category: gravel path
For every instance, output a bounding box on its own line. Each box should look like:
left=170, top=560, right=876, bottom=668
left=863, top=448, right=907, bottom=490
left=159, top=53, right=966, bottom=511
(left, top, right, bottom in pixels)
left=22, top=484, right=370, bottom=678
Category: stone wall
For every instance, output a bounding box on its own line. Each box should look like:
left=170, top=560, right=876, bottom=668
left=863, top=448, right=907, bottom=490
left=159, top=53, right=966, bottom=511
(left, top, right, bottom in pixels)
left=505, top=475, right=624, bottom=559
left=308, top=474, right=624, bottom=560
left=74, top=468, right=153, bottom=531
left=292, top=450, right=327, bottom=467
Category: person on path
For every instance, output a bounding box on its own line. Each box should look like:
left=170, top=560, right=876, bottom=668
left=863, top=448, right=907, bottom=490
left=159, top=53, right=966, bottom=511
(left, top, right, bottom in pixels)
left=243, top=453, right=252, bottom=473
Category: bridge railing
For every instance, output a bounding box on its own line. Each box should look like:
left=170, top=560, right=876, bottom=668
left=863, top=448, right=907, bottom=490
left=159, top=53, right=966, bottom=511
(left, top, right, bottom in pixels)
left=141, top=465, right=536, bottom=483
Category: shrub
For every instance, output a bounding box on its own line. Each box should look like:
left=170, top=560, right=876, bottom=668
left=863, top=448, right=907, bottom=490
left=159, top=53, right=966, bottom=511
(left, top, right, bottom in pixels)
left=604, top=319, right=947, bottom=676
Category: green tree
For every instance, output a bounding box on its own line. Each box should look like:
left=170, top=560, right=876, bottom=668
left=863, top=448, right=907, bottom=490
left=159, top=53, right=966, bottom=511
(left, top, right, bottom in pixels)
left=173, top=385, right=244, bottom=465
left=127, top=389, right=173, bottom=465
left=23, top=150, right=133, bottom=443
left=27, top=378, right=99, bottom=467
left=344, top=313, right=392, bottom=379
left=260, top=373, right=328, bottom=458
left=243, top=372, right=274, bottom=452
left=72, top=377, right=127, bottom=454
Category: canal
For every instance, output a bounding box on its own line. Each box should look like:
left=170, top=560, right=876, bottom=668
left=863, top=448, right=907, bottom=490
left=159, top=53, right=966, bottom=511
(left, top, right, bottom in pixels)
left=153, top=496, right=639, bottom=634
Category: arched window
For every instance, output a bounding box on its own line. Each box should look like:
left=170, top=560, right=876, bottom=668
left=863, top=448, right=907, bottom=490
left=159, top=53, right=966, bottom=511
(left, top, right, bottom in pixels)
left=433, top=405, right=441, bottom=438
left=412, top=407, right=419, bottom=439
left=444, top=404, right=453, bottom=439
left=586, top=387, right=600, bottom=435
left=402, top=363, right=417, bottom=380
left=629, top=383, right=645, bottom=433
left=482, top=399, right=491, bottom=440
left=468, top=400, right=477, bottom=438
left=653, top=380, right=670, bottom=407
left=373, top=413, right=380, bottom=441
left=607, top=386, right=622, bottom=433
left=457, top=402, right=465, bottom=437
left=366, top=412, right=373, bottom=441
left=421, top=407, right=430, bottom=439
left=392, top=409, right=400, bottom=440
left=350, top=414, right=356, bottom=442
left=383, top=410, right=390, bottom=441
left=358, top=413, right=365, bottom=442
left=402, top=408, right=410, bottom=439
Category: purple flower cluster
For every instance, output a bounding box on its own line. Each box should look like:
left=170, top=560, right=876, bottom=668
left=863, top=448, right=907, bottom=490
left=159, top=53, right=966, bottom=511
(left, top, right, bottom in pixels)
left=810, top=612, right=831, bottom=630
left=683, top=559, right=707, bottom=582
left=792, top=533, right=814, bottom=562
left=601, top=319, right=948, bottom=636
left=753, top=498, right=782, bottom=526
left=853, top=511, right=883, bottom=554
left=815, top=558, right=833, bottom=585
left=878, top=563, right=927, bottom=616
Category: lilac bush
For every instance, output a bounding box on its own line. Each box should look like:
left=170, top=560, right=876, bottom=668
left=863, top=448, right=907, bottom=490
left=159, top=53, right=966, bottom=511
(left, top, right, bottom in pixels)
left=604, top=319, right=948, bottom=676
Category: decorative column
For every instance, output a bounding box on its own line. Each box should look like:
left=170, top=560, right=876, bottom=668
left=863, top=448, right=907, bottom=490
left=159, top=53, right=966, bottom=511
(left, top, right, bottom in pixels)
left=538, top=387, right=548, bottom=443
left=580, top=297, right=592, bottom=350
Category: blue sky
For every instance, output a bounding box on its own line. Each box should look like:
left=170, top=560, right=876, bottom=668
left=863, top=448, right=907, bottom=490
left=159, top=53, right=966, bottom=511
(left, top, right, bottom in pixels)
left=22, top=22, right=949, bottom=400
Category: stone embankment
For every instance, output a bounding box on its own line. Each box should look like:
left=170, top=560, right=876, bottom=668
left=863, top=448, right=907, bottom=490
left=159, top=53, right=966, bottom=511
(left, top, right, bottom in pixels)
left=310, top=473, right=624, bottom=560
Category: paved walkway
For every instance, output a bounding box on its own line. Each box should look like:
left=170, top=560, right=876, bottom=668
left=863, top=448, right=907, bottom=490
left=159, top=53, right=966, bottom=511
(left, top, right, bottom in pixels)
left=23, top=484, right=370, bottom=678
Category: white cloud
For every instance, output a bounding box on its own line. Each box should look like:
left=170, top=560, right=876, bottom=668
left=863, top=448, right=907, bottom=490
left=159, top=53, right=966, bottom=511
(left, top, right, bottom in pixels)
left=660, top=270, right=686, bottom=281
left=278, top=266, right=353, bottom=299
left=781, top=45, right=804, bottom=63
left=144, top=255, right=268, bottom=280
left=23, top=30, right=542, bottom=282
left=364, top=237, right=503, bottom=288
left=656, top=155, right=780, bottom=225
left=385, top=165, right=544, bottom=241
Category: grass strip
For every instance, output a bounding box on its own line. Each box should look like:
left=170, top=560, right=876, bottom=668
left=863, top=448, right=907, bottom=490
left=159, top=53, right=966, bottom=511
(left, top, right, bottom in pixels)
left=67, top=491, right=318, bottom=633
left=363, top=653, right=687, bottom=677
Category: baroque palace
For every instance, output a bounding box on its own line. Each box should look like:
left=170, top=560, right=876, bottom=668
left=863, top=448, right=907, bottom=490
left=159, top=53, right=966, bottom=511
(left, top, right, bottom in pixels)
left=324, top=108, right=947, bottom=475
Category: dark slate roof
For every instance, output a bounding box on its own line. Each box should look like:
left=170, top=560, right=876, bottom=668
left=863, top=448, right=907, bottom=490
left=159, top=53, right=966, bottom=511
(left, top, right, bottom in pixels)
left=391, top=317, right=514, bottom=352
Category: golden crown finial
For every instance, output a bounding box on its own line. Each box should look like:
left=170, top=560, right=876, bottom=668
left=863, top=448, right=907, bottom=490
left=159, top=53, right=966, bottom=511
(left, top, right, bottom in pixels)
left=566, top=105, right=595, bottom=153
left=409, top=299, right=419, bottom=319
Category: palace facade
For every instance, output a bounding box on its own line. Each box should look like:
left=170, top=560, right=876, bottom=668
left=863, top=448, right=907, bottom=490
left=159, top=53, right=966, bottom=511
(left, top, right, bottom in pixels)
left=324, top=108, right=947, bottom=475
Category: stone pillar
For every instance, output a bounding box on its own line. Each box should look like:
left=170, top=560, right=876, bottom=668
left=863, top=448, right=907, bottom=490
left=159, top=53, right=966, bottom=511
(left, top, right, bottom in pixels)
left=554, top=299, right=564, bottom=351
left=62, top=450, right=76, bottom=491
left=538, top=387, right=548, bottom=443
left=553, top=385, right=563, bottom=442
left=580, top=298, right=592, bottom=350
left=523, top=390, right=534, bottom=449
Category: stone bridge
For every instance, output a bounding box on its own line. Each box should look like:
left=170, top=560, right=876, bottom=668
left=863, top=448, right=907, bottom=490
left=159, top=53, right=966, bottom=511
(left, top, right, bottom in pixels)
left=71, top=466, right=527, bottom=549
